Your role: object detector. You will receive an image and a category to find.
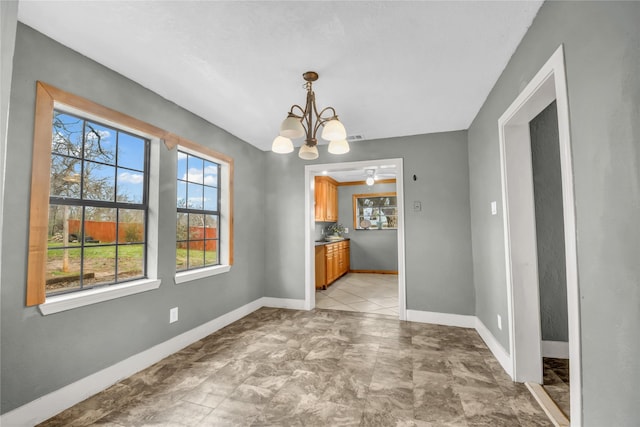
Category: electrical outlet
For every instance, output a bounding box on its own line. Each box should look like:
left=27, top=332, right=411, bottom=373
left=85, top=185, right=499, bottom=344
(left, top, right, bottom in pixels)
left=344, top=227, right=349, bottom=233
left=491, top=201, right=497, bottom=215
left=169, top=307, right=179, bottom=323
left=497, top=314, right=502, bottom=330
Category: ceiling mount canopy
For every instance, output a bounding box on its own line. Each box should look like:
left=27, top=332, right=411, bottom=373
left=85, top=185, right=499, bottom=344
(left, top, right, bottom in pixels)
left=272, top=71, right=349, bottom=160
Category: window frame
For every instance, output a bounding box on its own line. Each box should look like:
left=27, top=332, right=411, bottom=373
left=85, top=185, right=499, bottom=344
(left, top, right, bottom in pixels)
left=352, top=192, right=398, bottom=230
left=27, top=82, right=234, bottom=309
left=47, top=109, right=151, bottom=295
left=173, top=143, right=233, bottom=284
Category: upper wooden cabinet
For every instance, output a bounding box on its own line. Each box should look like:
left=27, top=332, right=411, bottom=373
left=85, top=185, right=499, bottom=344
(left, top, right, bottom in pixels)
left=314, top=176, right=338, bottom=222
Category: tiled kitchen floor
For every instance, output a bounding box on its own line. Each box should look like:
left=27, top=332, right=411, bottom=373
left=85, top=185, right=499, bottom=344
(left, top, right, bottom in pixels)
left=316, top=273, right=398, bottom=316
left=39, top=307, right=552, bottom=426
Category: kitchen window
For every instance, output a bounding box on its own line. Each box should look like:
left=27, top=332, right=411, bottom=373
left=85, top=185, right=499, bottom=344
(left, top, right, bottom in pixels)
left=353, top=192, right=398, bottom=230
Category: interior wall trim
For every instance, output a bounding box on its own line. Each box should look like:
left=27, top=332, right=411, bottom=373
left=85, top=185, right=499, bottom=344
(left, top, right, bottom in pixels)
left=0, top=297, right=301, bottom=427
left=406, top=309, right=476, bottom=328
left=475, top=316, right=513, bottom=378
left=541, top=340, right=570, bottom=359
left=349, top=269, right=398, bottom=275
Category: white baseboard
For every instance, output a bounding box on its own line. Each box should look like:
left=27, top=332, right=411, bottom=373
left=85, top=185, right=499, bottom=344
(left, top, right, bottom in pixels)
left=0, top=297, right=296, bottom=427
left=260, top=297, right=306, bottom=310
left=542, top=340, right=569, bottom=359
left=475, top=317, right=513, bottom=378
left=406, top=309, right=476, bottom=328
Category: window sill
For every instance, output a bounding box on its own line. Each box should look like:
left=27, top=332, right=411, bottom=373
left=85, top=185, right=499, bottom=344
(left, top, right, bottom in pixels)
left=38, top=278, right=161, bottom=315
left=175, top=265, right=231, bottom=284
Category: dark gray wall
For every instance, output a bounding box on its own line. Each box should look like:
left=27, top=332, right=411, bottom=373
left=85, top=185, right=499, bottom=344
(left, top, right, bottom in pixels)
left=468, top=2, right=640, bottom=424
left=0, top=24, right=266, bottom=413
left=337, top=182, right=398, bottom=271
left=265, top=131, right=475, bottom=316
left=530, top=101, right=568, bottom=343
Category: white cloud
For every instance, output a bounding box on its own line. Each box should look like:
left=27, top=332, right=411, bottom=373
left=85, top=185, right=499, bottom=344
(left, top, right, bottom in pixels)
left=178, top=151, right=188, bottom=160
left=118, top=172, right=144, bottom=184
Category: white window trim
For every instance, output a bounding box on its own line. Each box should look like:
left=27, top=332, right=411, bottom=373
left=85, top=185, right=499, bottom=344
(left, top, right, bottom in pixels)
left=174, top=145, right=231, bottom=284
left=38, top=111, right=162, bottom=315
left=39, top=278, right=161, bottom=315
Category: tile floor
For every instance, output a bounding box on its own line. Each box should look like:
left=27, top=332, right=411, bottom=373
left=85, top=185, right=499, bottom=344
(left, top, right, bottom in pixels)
left=39, top=307, right=552, bottom=426
left=316, top=273, right=398, bottom=316
left=543, top=357, right=570, bottom=419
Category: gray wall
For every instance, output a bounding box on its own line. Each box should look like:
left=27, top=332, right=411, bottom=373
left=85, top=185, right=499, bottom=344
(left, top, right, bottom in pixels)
left=468, top=2, right=640, bottom=425
left=337, top=182, right=398, bottom=271
left=1, top=24, right=266, bottom=413
left=265, top=131, right=475, bottom=316
left=0, top=1, right=18, bottom=315
left=529, top=101, right=568, bottom=343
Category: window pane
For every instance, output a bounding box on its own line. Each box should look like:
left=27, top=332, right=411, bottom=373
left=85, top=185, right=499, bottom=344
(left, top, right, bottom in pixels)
left=187, top=155, right=204, bottom=183
left=177, top=181, right=187, bottom=208
left=50, top=155, right=82, bottom=199
left=48, top=204, right=82, bottom=248
left=83, top=245, right=116, bottom=285
left=84, top=207, right=116, bottom=244
left=84, top=122, right=116, bottom=164
left=189, top=213, right=204, bottom=240
left=118, top=244, right=144, bottom=281
left=204, top=187, right=218, bottom=211
left=83, top=161, right=115, bottom=201
left=176, top=242, right=187, bottom=271
left=188, top=242, right=205, bottom=269
left=117, top=167, right=144, bottom=203
left=187, top=183, right=203, bottom=209
left=46, top=247, right=82, bottom=294
left=203, top=161, right=218, bottom=187
left=118, top=209, right=144, bottom=243
left=204, top=241, right=218, bottom=266
left=177, top=213, right=188, bottom=241
left=177, top=151, right=187, bottom=180
left=52, top=112, right=83, bottom=157
left=117, top=133, right=145, bottom=171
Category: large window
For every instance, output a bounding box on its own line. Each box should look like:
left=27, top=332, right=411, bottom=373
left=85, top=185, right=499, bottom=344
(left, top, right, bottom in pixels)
left=46, top=111, right=149, bottom=295
left=176, top=150, right=220, bottom=271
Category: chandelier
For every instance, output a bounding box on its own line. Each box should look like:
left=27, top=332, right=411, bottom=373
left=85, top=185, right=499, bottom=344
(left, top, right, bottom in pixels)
left=271, top=71, right=349, bottom=160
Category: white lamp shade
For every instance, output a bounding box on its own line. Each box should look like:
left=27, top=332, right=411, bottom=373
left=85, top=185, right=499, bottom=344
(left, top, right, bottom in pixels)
left=366, top=176, right=375, bottom=186
left=280, top=116, right=305, bottom=139
left=271, top=136, right=294, bottom=153
left=321, top=119, right=346, bottom=141
left=298, top=144, right=319, bottom=160
left=328, top=139, right=350, bottom=154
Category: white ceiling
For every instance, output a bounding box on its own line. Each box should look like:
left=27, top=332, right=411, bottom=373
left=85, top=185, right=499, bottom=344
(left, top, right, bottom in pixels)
left=17, top=1, right=542, bottom=152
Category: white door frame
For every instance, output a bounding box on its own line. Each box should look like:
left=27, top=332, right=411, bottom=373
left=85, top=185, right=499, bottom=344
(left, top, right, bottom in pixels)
left=498, top=44, right=581, bottom=424
left=304, top=158, right=407, bottom=320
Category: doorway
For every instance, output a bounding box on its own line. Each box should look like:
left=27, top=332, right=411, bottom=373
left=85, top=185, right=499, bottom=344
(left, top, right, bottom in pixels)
left=498, top=45, right=581, bottom=424
left=304, top=158, right=407, bottom=320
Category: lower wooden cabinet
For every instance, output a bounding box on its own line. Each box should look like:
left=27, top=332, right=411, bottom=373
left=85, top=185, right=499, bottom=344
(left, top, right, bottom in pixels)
left=315, top=240, right=350, bottom=289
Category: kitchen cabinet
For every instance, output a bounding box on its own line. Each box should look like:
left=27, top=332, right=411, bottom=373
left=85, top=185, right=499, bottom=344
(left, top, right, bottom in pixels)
left=314, top=176, right=338, bottom=222
left=315, top=240, right=350, bottom=289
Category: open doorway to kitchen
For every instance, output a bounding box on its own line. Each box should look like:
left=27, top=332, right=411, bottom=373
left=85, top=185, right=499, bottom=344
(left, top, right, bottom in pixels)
left=304, top=158, right=406, bottom=320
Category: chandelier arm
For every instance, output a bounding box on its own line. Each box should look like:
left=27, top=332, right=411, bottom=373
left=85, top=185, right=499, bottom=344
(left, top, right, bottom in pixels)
left=288, top=104, right=305, bottom=118
left=316, top=106, right=339, bottom=121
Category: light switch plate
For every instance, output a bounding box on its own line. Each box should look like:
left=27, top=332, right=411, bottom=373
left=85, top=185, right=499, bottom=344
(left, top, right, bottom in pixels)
left=491, top=201, right=497, bottom=215
left=169, top=307, right=179, bottom=323
left=413, top=201, right=422, bottom=212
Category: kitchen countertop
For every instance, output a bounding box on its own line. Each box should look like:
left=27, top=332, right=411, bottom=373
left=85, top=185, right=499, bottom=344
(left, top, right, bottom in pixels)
left=315, top=238, right=350, bottom=246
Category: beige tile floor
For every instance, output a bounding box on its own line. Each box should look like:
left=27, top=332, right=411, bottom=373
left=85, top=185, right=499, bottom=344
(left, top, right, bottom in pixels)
left=316, top=273, right=398, bottom=316
left=39, top=307, right=552, bottom=426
